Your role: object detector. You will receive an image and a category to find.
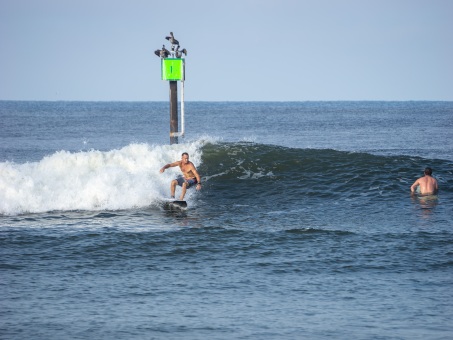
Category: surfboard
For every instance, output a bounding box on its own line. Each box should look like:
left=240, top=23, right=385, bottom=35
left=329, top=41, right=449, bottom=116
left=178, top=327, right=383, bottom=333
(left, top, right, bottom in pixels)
left=163, top=200, right=188, bottom=211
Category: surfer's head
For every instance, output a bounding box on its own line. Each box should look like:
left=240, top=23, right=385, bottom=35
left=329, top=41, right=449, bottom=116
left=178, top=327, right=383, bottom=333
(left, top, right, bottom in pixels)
left=181, top=152, right=189, bottom=164
left=424, top=167, right=433, bottom=176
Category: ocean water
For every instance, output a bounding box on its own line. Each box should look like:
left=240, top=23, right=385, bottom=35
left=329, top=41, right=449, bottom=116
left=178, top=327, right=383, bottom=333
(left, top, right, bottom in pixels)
left=1, top=101, right=452, bottom=339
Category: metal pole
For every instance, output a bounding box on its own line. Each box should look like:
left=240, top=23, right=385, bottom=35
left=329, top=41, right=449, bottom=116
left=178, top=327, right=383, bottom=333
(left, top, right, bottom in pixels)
left=169, top=80, right=178, bottom=144
left=181, top=80, right=185, bottom=138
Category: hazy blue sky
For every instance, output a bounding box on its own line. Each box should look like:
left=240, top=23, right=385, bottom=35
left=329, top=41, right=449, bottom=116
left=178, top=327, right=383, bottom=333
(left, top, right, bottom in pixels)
left=1, top=0, right=452, bottom=101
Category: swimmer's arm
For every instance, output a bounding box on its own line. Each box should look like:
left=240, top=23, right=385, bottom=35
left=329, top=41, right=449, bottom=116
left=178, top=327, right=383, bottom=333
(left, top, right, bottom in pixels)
left=410, top=179, right=420, bottom=193
left=160, top=161, right=180, bottom=173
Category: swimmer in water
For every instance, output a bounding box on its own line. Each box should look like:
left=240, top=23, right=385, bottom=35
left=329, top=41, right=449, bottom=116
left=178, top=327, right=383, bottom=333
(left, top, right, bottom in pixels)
left=410, top=167, right=438, bottom=196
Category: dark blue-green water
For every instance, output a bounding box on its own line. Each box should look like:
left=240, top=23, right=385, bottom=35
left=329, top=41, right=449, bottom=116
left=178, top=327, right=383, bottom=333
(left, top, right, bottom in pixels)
left=1, top=101, right=452, bottom=339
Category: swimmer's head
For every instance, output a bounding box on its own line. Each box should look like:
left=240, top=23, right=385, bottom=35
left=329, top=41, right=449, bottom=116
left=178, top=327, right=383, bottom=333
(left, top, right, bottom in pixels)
left=424, top=167, right=433, bottom=176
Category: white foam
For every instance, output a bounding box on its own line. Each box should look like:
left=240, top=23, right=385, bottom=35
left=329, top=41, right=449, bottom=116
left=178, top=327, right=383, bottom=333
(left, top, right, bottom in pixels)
left=0, top=140, right=209, bottom=215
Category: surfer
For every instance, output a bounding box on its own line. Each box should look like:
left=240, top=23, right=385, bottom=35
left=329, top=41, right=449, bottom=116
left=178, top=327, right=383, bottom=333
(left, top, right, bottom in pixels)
left=410, top=167, right=438, bottom=195
left=160, top=152, right=202, bottom=200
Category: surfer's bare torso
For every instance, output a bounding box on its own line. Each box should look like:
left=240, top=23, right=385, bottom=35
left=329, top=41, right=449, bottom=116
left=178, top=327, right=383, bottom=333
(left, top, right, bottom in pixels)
left=179, top=161, right=197, bottom=180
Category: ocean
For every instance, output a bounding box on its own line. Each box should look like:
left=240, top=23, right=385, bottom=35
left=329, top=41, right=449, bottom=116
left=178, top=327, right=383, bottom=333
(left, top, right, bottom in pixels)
left=1, top=101, right=452, bottom=339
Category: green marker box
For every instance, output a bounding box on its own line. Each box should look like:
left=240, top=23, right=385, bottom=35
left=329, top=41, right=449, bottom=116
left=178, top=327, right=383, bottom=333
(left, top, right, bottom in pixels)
left=161, top=58, right=185, bottom=81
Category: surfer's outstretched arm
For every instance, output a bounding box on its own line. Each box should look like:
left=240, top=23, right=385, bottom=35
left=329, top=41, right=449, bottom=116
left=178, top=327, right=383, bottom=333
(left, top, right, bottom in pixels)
left=160, top=161, right=180, bottom=173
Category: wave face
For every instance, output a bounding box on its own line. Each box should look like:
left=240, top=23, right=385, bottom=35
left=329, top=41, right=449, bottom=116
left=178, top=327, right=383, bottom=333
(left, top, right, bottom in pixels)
left=198, top=142, right=453, bottom=230
left=201, top=141, right=452, bottom=199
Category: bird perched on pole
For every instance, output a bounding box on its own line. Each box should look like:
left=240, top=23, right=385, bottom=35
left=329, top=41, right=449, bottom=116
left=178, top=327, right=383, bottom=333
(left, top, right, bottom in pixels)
left=154, top=45, right=170, bottom=58
left=165, top=32, right=179, bottom=46
left=175, top=46, right=187, bottom=58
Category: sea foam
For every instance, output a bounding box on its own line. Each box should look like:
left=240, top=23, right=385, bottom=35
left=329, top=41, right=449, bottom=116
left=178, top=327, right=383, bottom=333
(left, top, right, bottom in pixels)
left=0, top=141, right=207, bottom=215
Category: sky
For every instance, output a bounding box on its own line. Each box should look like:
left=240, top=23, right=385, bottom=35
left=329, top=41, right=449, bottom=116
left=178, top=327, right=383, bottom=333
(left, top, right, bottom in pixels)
left=0, top=0, right=452, bottom=101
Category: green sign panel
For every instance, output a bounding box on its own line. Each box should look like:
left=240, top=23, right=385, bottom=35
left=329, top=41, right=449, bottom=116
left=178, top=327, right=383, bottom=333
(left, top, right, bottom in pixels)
left=162, top=58, right=185, bottom=81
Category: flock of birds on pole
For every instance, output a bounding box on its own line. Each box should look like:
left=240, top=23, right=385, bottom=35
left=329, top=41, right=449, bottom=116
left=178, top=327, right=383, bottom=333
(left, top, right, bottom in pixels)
left=154, top=32, right=187, bottom=59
